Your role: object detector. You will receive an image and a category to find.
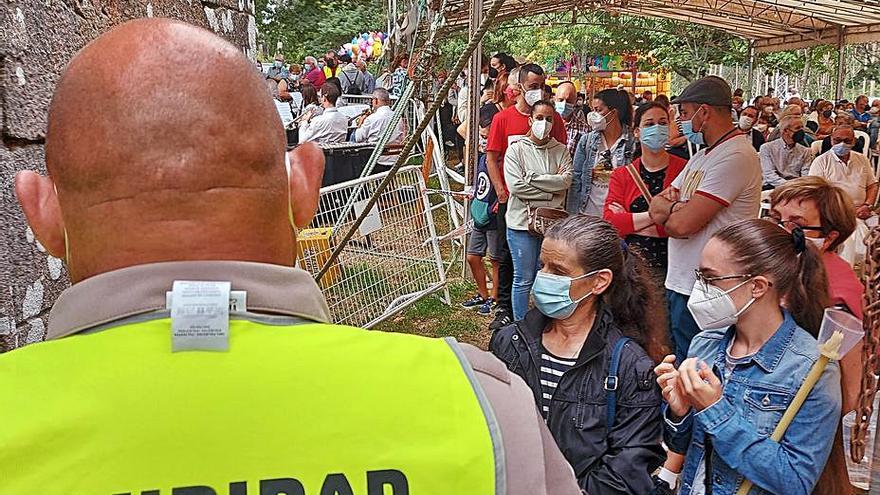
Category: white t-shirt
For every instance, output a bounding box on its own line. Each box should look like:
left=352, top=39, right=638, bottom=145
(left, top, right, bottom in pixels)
left=808, top=150, right=877, bottom=206
left=666, top=134, right=762, bottom=295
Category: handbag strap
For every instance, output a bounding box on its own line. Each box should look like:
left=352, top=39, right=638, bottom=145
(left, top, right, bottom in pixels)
left=625, top=163, right=653, bottom=203
left=605, top=336, right=630, bottom=431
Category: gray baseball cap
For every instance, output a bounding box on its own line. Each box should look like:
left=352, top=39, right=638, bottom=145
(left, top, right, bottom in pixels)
left=671, top=76, right=732, bottom=107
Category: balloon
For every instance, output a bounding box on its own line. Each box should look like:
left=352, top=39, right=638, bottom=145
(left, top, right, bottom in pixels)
left=366, top=44, right=373, bottom=58
left=352, top=45, right=359, bottom=54
left=372, top=43, right=382, bottom=58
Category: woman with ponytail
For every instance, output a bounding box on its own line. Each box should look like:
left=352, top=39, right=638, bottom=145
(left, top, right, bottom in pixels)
left=655, top=218, right=841, bottom=495
left=490, top=215, right=669, bottom=493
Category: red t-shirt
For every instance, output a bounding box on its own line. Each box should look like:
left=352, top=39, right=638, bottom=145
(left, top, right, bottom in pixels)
left=305, top=68, right=326, bottom=90
left=485, top=105, right=567, bottom=189
left=823, top=251, right=864, bottom=320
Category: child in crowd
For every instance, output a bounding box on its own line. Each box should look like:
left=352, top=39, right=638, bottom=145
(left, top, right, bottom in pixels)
left=462, top=153, right=501, bottom=315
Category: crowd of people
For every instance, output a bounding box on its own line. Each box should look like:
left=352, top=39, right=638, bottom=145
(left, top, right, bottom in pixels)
left=460, top=50, right=880, bottom=494
left=262, top=50, right=409, bottom=153
left=7, top=18, right=880, bottom=495
left=263, top=47, right=880, bottom=493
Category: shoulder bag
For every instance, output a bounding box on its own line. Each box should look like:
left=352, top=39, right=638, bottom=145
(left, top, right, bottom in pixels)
left=517, top=141, right=569, bottom=236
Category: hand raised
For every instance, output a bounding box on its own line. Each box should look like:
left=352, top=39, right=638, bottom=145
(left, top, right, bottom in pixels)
left=655, top=355, right=691, bottom=418
left=678, top=358, right=722, bottom=411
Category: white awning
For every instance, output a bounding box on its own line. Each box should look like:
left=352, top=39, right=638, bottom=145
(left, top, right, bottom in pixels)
left=441, top=0, right=880, bottom=52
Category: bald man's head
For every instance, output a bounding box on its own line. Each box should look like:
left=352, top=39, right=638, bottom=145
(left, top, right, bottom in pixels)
left=17, top=19, right=324, bottom=282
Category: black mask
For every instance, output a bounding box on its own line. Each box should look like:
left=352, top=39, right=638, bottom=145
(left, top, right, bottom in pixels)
left=792, top=129, right=806, bottom=144
left=822, top=110, right=833, bottom=118
left=488, top=67, right=499, bottom=79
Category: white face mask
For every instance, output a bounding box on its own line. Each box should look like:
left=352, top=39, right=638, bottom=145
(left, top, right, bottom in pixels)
left=687, top=278, right=757, bottom=331
left=806, top=236, right=826, bottom=251
left=531, top=119, right=551, bottom=140
left=524, top=89, right=543, bottom=107
left=738, top=115, right=755, bottom=131
left=587, top=111, right=608, bottom=131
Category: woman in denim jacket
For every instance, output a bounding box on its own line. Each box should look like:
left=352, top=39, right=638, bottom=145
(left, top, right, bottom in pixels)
left=566, top=89, right=635, bottom=216
left=655, top=218, right=841, bottom=495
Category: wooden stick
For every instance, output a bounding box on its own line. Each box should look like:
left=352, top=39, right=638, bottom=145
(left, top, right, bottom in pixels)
left=735, top=331, right=842, bottom=494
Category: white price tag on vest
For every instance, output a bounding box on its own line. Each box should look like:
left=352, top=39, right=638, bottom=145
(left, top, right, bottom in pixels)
left=170, top=281, right=231, bottom=352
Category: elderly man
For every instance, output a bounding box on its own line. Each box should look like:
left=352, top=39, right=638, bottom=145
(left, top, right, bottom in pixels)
left=554, top=80, right=588, bottom=155
left=266, top=53, right=288, bottom=81
left=810, top=125, right=877, bottom=218
left=354, top=88, right=406, bottom=171
left=3, top=18, right=580, bottom=494
left=821, top=113, right=867, bottom=155
left=303, top=55, right=326, bottom=90
left=760, top=114, right=813, bottom=189
left=299, top=84, right=348, bottom=144
left=358, top=60, right=376, bottom=94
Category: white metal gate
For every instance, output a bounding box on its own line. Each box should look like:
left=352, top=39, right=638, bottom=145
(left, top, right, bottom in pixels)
left=296, top=166, right=447, bottom=328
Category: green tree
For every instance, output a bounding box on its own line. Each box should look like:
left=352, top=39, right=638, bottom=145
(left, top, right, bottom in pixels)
left=256, top=0, right=386, bottom=62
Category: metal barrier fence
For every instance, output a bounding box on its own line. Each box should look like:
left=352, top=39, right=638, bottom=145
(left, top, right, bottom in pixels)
left=296, top=166, right=448, bottom=328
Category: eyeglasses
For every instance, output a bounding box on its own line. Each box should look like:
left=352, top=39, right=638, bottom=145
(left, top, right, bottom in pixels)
left=693, top=268, right=752, bottom=293
left=775, top=219, right=825, bottom=236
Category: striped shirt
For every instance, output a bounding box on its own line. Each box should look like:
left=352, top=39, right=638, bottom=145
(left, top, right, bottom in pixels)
left=539, top=346, right=577, bottom=418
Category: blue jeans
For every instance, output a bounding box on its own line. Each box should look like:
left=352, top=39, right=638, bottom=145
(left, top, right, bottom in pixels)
left=666, top=289, right=701, bottom=364
left=507, top=228, right=542, bottom=321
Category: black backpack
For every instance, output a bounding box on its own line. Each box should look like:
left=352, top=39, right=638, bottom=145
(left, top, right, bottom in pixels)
left=342, top=71, right=363, bottom=96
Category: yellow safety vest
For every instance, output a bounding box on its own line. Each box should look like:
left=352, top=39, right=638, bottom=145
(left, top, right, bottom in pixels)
left=0, top=317, right=498, bottom=495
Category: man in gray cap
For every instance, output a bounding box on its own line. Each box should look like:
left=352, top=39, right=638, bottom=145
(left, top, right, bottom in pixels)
left=646, top=75, right=762, bottom=493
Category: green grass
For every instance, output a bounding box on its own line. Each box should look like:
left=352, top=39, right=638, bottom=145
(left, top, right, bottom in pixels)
left=374, top=279, right=494, bottom=349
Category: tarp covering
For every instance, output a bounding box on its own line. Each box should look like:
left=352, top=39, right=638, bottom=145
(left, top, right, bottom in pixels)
left=441, top=0, right=880, bottom=52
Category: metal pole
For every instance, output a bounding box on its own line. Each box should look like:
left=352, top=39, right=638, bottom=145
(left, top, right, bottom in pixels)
left=315, top=0, right=507, bottom=283
left=837, top=26, right=846, bottom=101
left=463, top=0, right=483, bottom=278
left=734, top=64, right=740, bottom=92
left=747, top=40, right=755, bottom=101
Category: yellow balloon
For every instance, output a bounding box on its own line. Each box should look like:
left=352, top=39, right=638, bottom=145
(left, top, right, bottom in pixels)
left=352, top=45, right=359, bottom=54
left=372, top=44, right=382, bottom=57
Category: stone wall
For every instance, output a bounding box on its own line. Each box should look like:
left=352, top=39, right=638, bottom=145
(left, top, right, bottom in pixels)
left=0, top=0, right=257, bottom=352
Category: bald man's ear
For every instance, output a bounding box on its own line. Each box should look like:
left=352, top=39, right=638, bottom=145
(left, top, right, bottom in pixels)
left=15, top=170, right=67, bottom=258
left=287, top=143, right=325, bottom=229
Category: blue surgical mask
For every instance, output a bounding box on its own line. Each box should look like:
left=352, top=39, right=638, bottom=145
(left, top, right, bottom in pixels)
left=274, top=61, right=283, bottom=68
left=531, top=270, right=601, bottom=320
left=639, top=124, right=670, bottom=152
left=304, top=63, right=313, bottom=72
left=555, top=101, right=575, bottom=119
left=680, top=119, right=705, bottom=145
left=833, top=142, right=853, bottom=157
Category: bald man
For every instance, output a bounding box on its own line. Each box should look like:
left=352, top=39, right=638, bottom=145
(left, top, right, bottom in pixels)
left=2, top=18, right=579, bottom=495
left=554, top=81, right=587, bottom=156
left=809, top=125, right=877, bottom=218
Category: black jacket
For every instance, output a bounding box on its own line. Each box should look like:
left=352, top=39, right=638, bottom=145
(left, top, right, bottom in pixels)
left=489, top=307, right=665, bottom=494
